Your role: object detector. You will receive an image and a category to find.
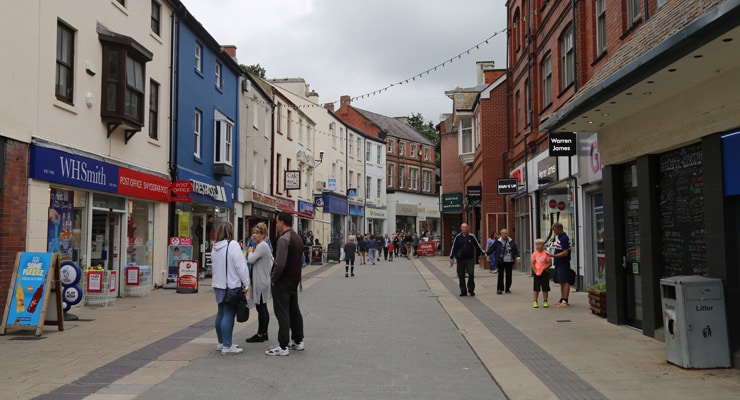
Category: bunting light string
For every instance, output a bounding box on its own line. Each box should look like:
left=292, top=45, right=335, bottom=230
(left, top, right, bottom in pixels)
left=341, top=27, right=507, bottom=104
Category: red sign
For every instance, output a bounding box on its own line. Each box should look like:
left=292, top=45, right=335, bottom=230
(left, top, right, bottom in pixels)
left=416, top=240, right=440, bottom=256
left=171, top=180, right=193, bottom=195
left=86, top=271, right=104, bottom=293
left=176, top=260, right=199, bottom=293
left=169, top=237, right=193, bottom=246
left=276, top=197, right=295, bottom=212
left=557, top=201, right=566, bottom=211
left=126, top=266, right=140, bottom=286
left=109, top=271, right=117, bottom=293
left=118, top=168, right=171, bottom=202
left=549, top=199, right=557, bottom=209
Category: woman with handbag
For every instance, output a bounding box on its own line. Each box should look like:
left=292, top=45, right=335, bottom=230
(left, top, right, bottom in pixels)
left=211, top=222, right=250, bottom=355
left=245, top=223, right=273, bottom=343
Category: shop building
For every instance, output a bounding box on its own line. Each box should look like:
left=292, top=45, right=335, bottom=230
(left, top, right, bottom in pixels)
left=171, top=7, right=242, bottom=269
left=538, top=0, right=740, bottom=364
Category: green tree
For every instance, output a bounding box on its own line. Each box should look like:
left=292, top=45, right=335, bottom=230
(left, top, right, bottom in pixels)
left=240, top=63, right=266, bottom=78
left=407, top=113, right=441, bottom=167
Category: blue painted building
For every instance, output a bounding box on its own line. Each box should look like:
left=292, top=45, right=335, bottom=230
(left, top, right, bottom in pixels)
left=171, top=6, right=241, bottom=269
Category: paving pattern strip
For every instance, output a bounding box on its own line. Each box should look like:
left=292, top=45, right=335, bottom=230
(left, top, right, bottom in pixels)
left=419, top=257, right=608, bottom=400
left=31, top=267, right=328, bottom=400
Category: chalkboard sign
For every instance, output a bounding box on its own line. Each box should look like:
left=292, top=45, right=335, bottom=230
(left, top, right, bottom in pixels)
left=327, top=242, right=341, bottom=261
left=658, top=143, right=705, bottom=277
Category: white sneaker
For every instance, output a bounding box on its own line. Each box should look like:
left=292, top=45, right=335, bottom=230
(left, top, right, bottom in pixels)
left=216, top=343, right=224, bottom=351
left=289, top=340, right=305, bottom=351
left=265, top=345, right=289, bottom=356
left=221, top=345, right=243, bottom=355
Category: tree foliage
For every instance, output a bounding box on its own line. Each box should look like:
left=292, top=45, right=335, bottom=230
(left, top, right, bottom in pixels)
left=407, top=113, right=441, bottom=167
left=240, top=63, right=266, bottom=78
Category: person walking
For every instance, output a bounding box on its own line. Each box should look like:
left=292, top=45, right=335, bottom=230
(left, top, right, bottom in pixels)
left=374, top=232, right=384, bottom=262
left=344, top=236, right=357, bottom=277
left=449, top=223, right=487, bottom=297
left=403, top=233, right=412, bottom=259
left=411, top=232, right=420, bottom=258
left=551, top=222, right=572, bottom=307
left=211, top=222, right=250, bottom=355
left=245, top=223, right=272, bottom=343
left=486, top=233, right=498, bottom=274
left=367, top=234, right=378, bottom=265
left=266, top=212, right=305, bottom=356
left=392, top=233, right=400, bottom=258
left=382, top=233, right=390, bottom=261
left=490, top=229, right=521, bottom=295
left=358, top=234, right=368, bottom=265
left=531, top=238, right=552, bottom=308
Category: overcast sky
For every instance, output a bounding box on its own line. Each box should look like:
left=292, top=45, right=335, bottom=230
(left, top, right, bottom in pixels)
left=182, top=0, right=509, bottom=124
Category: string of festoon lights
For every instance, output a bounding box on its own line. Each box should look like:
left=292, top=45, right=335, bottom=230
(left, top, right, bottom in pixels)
left=249, top=28, right=507, bottom=115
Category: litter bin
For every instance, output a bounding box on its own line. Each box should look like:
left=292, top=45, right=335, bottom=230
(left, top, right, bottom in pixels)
left=660, top=275, right=731, bottom=368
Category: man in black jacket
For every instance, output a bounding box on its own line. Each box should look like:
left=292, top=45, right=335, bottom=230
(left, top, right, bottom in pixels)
left=266, top=212, right=305, bottom=356
left=449, top=223, right=487, bottom=296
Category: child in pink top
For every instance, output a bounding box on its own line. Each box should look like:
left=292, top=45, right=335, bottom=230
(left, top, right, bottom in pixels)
left=531, top=238, right=552, bottom=308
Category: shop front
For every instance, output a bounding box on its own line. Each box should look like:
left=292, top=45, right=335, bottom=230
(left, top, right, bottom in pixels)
left=323, top=192, right=348, bottom=244
left=395, top=203, right=417, bottom=234
left=366, top=207, right=386, bottom=235
left=174, top=169, right=234, bottom=279
left=296, top=199, right=315, bottom=238
left=348, top=202, right=364, bottom=236
left=417, top=205, right=440, bottom=241
left=243, top=190, right=276, bottom=241
left=29, top=143, right=170, bottom=297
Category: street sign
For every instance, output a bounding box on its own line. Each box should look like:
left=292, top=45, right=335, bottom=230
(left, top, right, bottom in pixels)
left=497, top=178, right=518, bottom=195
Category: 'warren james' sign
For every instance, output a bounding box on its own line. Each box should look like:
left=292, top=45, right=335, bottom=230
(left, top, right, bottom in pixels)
left=549, top=132, right=577, bottom=157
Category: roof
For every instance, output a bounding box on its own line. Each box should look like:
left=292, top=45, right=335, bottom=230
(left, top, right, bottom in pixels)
left=352, top=107, right=435, bottom=146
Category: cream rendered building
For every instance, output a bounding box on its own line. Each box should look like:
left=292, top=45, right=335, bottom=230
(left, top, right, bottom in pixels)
left=1, top=1, right=174, bottom=291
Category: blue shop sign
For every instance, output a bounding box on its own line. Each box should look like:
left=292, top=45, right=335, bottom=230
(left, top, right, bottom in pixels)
left=298, top=200, right=315, bottom=217
left=177, top=169, right=233, bottom=207
left=723, top=131, right=740, bottom=196
left=323, top=192, right=348, bottom=215
left=30, top=145, right=118, bottom=193
left=349, top=204, right=364, bottom=216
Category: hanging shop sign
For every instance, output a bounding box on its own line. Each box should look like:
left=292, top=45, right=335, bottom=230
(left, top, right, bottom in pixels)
left=467, top=185, right=482, bottom=205
left=497, top=178, right=518, bottom=195
left=549, top=132, right=577, bottom=157
left=441, top=193, right=463, bottom=212
left=297, top=200, right=315, bottom=218
left=285, top=170, right=301, bottom=190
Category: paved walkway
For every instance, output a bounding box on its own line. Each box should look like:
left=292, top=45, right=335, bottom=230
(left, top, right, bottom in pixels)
left=2, top=256, right=740, bottom=399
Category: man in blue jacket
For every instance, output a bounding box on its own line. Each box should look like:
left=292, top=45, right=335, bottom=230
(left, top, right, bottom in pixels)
left=449, top=223, right=487, bottom=296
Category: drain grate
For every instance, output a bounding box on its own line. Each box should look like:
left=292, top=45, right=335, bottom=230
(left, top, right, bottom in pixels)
left=556, top=320, right=572, bottom=323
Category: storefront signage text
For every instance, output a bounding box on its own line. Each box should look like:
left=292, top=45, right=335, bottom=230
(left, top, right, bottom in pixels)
left=549, top=132, right=577, bottom=157
left=441, top=193, right=463, bottom=212
left=538, top=157, right=558, bottom=185
left=190, top=180, right=227, bottom=202
left=497, top=178, right=518, bottom=195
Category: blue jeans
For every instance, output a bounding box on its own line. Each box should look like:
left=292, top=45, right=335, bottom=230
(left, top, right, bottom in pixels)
left=215, top=300, right=237, bottom=347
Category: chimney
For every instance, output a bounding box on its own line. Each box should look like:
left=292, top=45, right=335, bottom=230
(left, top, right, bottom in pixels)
left=222, top=45, right=238, bottom=60
left=340, top=95, right=352, bottom=106
left=476, top=61, right=495, bottom=84
left=307, top=89, right=319, bottom=104
left=324, top=103, right=335, bottom=112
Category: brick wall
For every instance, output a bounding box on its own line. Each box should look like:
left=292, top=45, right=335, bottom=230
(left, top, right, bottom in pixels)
left=0, top=139, right=29, bottom=314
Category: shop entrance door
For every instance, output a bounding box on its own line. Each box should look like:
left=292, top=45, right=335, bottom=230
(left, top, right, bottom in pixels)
left=192, top=213, right=207, bottom=276
left=624, top=193, right=643, bottom=329
left=91, top=210, right=124, bottom=293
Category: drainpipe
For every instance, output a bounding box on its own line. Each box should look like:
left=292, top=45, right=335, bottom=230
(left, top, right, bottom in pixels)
left=168, top=9, right=179, bottom=239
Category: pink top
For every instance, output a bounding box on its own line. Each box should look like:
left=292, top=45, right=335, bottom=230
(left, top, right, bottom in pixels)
left=531, top=250, right=551, bottom=276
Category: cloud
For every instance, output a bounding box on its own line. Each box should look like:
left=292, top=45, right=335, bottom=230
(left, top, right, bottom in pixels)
left=181, top=0, right=508, bottom=122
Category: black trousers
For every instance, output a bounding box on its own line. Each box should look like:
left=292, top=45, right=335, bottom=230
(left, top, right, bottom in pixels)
left=497, top=262, right=514, bottom=292
left=383, top=247, right=389, bottom=260
left=271, top=281, right=304, bottom=348
left=456, top=258, right=475, bottom=294
left=255, top=296, right=269, bottom=335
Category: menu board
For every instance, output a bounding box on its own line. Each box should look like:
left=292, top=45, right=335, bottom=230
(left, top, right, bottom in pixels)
left=624, top=197, right=640, bottom=264
left=658, top=143, right=705, bottom=277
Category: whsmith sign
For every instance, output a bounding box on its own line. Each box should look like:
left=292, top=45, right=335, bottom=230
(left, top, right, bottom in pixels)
left=548, top=132, right=577, bottom=157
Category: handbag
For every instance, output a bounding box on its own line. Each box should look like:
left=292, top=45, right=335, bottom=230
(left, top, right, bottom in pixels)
left=222, top=241, right=242, bottom=306
left=236, top=291, right=250, bottom=322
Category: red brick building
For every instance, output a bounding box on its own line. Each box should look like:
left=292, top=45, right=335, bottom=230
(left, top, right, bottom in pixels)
left=439, top=62, right=507, bottom=255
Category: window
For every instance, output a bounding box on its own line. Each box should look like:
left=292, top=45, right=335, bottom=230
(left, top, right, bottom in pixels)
left=115, top=0, right=126, bottom=6
left=214, top=111, right=233, bottom=166
left=560, top=25, right=575, bottom=89
left=56, top=21, right=75, bottom=103
left=99, top=29, right=152, bottom=129
left=349, top=134, right=354, bottom=155
left=626, top=0, right=641, bottom=25
left=376, top=144, right=382, bottom=164
left=287, top=110, right=292, bottom=139
left=194, top=109, right=202, bottom=157
left=366, top=177, right=372, bottom=200
left=264, top=108, right=270, bottom=138
left=148, top=80, right=159, bottom=140
left=151, top=1, right=161, bottom=35
left=424, top=148, right=430, bottom=161
left=409, top=168, right=419, bottom=190
left=388, top=164, right=394, bottom=188
left=399, top=166, right=406, bottom=189
left=331, top=122, right=337, bottom=147
left=349, top=171, right=353, bottom=188
left=356, top=137, right=361, bottom=158
left=399, top=141, right=405, bottom=157
left=411, top=144, right=417, bottom=159
left=460, top=118, right=473, bottom=153
left=541, top=54, right=552, bottom=108
left=357, top=173, right=361, bottom=195
left=515, top=90, right=521, bottom=131
left=195, top=43, right=202, bottom=72
left=339, top=166, right=344, bottom=189
left=299, top=118, right=304, bottom=143
left=340, top=127, right=345, bottom=149
left=377, top=179, right=382, bottom=199
left=513, top=9, right=521, bottom=52
left=215, top=62, right=222, bottom=89
left=276, top=153, right=282, bottom=193
left=387, top=140, right=394, bottom=153
left=366, top=142, right=371, bottom=161
left=596, top=0, right=606, bottom=55
left=422, top=170, right=432, bottom=192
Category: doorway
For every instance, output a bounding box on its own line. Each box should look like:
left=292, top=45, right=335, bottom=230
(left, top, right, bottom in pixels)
left=90, top=210, right=124, bottom=293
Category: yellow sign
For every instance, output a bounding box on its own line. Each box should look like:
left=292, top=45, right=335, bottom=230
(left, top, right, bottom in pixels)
left=178, top=211, right=191, bottom=237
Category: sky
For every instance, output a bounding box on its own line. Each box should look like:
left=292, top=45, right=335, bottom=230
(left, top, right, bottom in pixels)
left=182, top=0, right=509, bottom=124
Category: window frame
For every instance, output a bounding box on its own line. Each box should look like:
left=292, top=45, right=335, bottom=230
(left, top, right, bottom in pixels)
left=194, top=109, right=202, bottom=158
left=460, top=118, right=473, bottom=153
left=151, top=1, right=161, bottom=36
left=399, top=141, right=405, bottom=157
left=388, top=164, right=394, bottom=188
left=148, top=79, right=159, bottom=140
left=215, top=62, right=222, bottom=89
left=195, top=42, right=202, bottom=72
left=366, top=177, right=372, bottom=200
left=409, top=168, right=419, bottom=191
left=560, top=25, right=575, bottom=90
left=596, top=0, right=607, bottom=56
left=399, top=165, right=406, bottom=189
left=376, top=179, right=382, bottom=199
left=349, top=134, right=354, bottom=155
left=366, top=141, right=371, bottom=161
left=56, top=21, right=75, bottom=104
left=626, top=0, right=641, bottom=26
left=214, top=110, right=233, bottom=166
left=541, top=53, right=552, bottom=108
left=424, top=148, right=430, bottom=161
left=376, top=144, right=382, bottom=164
left=422, top=170, right=432, bottom=192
